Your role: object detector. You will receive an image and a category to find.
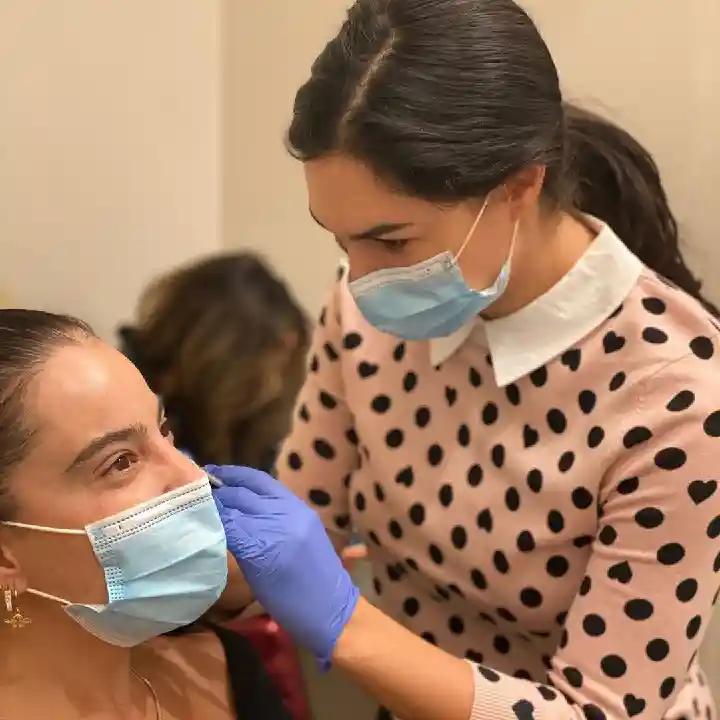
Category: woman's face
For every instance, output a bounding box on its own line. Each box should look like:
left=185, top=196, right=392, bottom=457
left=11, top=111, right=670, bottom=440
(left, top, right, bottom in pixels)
left=0, top=337, right=203, bottom=604
left=304, top=154, right=532, bottom=290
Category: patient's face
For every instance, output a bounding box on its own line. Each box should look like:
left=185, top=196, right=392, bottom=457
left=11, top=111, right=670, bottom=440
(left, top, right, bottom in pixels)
left=1, top=338, right=207, bottom=603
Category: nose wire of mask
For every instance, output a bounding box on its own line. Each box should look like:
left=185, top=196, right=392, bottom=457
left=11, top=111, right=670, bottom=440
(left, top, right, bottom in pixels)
left=0, top=476, right=229, bottom=646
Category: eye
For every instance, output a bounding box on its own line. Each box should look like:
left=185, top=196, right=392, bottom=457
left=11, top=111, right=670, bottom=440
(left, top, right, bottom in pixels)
left=103, top=452, right=137, bottom=476
left=373, top=238, right=409, bottom=253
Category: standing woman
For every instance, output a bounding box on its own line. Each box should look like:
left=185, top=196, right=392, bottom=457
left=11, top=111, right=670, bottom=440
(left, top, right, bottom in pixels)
left=239, top=1, right=720, bottom=718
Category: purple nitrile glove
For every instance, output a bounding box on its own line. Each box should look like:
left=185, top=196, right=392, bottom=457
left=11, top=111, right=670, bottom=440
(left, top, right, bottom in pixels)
left=207, top=464, right=360, bottom=670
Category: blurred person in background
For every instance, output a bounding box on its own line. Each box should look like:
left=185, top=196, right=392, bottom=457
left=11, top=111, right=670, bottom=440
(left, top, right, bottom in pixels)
left=118, top=252, right=310, bottom=474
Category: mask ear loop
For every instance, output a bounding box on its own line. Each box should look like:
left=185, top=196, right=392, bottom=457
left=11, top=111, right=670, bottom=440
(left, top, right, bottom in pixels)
left=1, top=521, right=85, bottom=535
left=453, top=195, right=491, bottom=264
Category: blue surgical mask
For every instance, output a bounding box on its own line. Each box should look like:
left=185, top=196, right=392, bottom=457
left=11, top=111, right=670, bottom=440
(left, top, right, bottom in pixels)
left=350, top=197, right=519, bottom=340
left=3, top=476, right=228, bottom=646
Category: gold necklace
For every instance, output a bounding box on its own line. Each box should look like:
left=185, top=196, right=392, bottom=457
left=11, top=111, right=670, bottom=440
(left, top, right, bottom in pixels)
left=131, top=668, right=163, bottom=720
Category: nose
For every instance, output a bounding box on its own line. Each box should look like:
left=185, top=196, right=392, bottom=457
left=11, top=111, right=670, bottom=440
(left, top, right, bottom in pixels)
left=159, top=443, right=203, bottom=494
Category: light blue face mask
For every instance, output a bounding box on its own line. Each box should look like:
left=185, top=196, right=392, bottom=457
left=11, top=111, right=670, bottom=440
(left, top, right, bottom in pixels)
left=3, top=476, right=228, bottom=647
left=350, top=197, right=519, bottom=340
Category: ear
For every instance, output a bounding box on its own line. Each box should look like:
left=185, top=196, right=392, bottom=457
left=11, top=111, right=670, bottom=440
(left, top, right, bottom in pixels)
left=503, top=165, right=546, bottom=209
left=0, top=539, right=27, bottom=595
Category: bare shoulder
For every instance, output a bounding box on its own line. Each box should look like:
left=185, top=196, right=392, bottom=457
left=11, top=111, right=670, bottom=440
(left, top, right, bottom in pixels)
left=134, top=629, right=234, bottom=720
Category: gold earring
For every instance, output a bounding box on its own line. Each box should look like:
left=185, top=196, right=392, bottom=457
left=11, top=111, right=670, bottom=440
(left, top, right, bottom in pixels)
left=3, top=587, right=30, bottom=629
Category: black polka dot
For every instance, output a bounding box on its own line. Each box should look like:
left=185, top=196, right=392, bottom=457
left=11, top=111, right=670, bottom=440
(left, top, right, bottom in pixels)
left=439, top=484, right=453, bottom=507
left=346, top=428, right=359, bottom=445
left=319, top=391, right=337, bottom=410
left=309, top=355, right=319, bottom=373
left=703, top=411, right=720, bottom=437
left=608, top=561, right=633, bottom=584
left=403, top=597, right=420, bottom=617
left=561, top=349, right=582, bottom=371
left=403, top=371, right=418, bottom=392
left=445, top=386, right=458, bottom=406
left=457, top=424, right=471, bottom=447
left=688, top=479, right=717, bottom=505
left=547, top=510, right=565, bottom=533
left=309, top=489, right=331, bottom=506
left=572, top=487, right=593, bottom=509
left=497, top=607, right=517, bottom=623
left=343, top=332, right=363, bottom=350
left=451, top=526, right=468, bottom=550
left=623, top=426, right=653, bottom=448
left=468, top=367, right=482, bottom=387
left=506, top=384, right=521, bottom=406
left=334, top=514, right=350, bottom=529
left=313, top=439, right=336, bottom=460
left=690, top=335, right=714, bottom=360
left=467, top=464, right=484, bottom=488
left=609, top=371, right=626, bottom=391
left=482, top=402, right=499, bottom=425
left=324, top=342, right=339, bottom=361
left=708, top=515, right=720, bottom=539
left=428, top=544, right=444, bottom=565
left=526, top=469, right=543, bottom=493
left=635, top=507, right=665, bottom=529
left=523, top=424, right=540, bottom=448
left=408, top=503, right=425, bottom=525
left=374, top=483, right=386, bottom=502
left=420, top=632, right=436, bottom=645
left=388, top=520, right=403, bottom=539
left=601, top=654, right=627, bottom=678
left=598, top=525, right=617, bottom=545
left=406, top=558, right=418, bottom=571
left=642, top=297, right=666, bottom=315
left=578, top=390, right=597, bottom=414
left=547, top=555, right=570, bottom=578
left=574, top=535, right=593, bottom=549
left=415, top=406, right=431, bottom=428
left=603, top=331, right=626, bottom=354
left=287, top=452, right=303, bottom=470
left=646, top=638, right=669, bottom=661
left=505, top=487, right=520, bottom=511
left=354, top=492, right=366, bottom=512
left=493, top=551, right=510, bottom=574
left=582, top=704, right=607, bottom=720
left=371, top=394, right=391, bottom=413
left=547, top=409, right=567, bottom=433
left=655, top=447, right=686, bottom=470
left=448, top=615, right=465, bottom=634
left=517, top=531, right=535, bottom=553
left=667, top=390, right=695, bottom=412
left=583, top=614, right=606, bottom=636
left=395, top=466, right=414, bottom=487
left=587, top=426, right=605, bottom=448
left=471, top=568, right=487, bottom=590
left=538, top=686, right=557, bottom=702
left=298, top=404, right=310, bottom=422
left=617, top=476, right=639, bottom=494
left=373, top=577, right=382, bottom=596
left=428, top=444, right=444, bottom=466
left=579, top=576, right=592, bottom=596
left=493, top=635, right=511, bottom=654
left=519, top=587, right=543, bottom=608
left=659, top=677, right=676, bottom=699
left=477, top=509, right=493, bottom=532
left=657, top=542, right=685, bottom=565
left=558, top=451, right=575, bottom=473
left=625, top=598, right=654, bottom=621
left=368, top=531, right=381, bottom=546
left=530, top=367, right=548, bottom=387
left=477, top=665, right=500, bottom=682
left=676, top=578, right=698, bottom=603
left=491, top=444, right=505, bottom=468
left=686, top=615, right=702, bottom=639
left=642, top=327, right=668, bottom=344
left=563, top=667, right=584, bottom=688
left=385, top=429, right=404, bottom=448
left=393, top=342, right=406, bottom=361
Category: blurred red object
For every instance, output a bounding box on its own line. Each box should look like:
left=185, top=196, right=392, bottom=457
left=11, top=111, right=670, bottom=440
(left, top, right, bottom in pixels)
left=225, top=614, right=312, bottom=720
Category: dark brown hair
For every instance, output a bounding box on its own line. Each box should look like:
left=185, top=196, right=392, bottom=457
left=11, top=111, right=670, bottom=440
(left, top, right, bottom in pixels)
left=287, top=0, right=714, bottom=312
left=120, top=253, right=310, bottom=470
left=0, top=309, right=94, bottom=519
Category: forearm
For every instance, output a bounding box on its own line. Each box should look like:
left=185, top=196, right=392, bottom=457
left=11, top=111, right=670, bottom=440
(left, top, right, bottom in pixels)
left=333, top=598, right=475, bottom=720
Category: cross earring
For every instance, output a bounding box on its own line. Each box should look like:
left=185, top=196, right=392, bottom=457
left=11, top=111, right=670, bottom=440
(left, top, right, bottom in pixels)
left=3, top=587, right=31, bottom=629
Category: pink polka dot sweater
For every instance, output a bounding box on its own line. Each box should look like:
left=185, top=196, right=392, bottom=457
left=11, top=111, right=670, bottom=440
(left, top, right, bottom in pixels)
left=278, top=225, right=720, bottom=720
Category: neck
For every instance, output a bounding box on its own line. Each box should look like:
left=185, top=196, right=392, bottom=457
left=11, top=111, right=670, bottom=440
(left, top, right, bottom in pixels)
left=483, top=211, right=594, bottom=319
left=0, top=594, right=145, bottom=715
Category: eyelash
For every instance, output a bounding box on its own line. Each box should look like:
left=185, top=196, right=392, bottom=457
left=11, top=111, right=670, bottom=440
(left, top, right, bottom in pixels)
left=101, top=419, right=174, bottom=477
left=372, top=238, right=409, bottom=253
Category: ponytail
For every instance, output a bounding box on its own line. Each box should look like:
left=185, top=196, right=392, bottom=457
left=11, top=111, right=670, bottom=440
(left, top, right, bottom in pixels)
left=564, top=103, right=717, bottom=315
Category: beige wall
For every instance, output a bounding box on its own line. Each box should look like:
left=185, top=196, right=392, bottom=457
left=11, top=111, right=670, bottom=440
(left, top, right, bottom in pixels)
left=0, top=0, right=223, bottom=340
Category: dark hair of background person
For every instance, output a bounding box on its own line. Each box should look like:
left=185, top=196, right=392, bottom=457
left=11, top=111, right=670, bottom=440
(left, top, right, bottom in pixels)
left=287, top=0, right=717, bottom=315
left=118, top=253, right=310, bottom=471
left=0, top=309, right=94, bottom=520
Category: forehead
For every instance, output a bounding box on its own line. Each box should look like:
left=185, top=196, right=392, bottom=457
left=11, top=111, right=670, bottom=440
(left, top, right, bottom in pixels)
left=304, top=155, right=437, bottom=234
left=27, top=340, right=157, bottom=447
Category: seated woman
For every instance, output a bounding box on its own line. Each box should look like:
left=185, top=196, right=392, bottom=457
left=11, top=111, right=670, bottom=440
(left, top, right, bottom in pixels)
left=117, top=252, right=310, bottom=472
left=0, top=309, right=289, bottom=719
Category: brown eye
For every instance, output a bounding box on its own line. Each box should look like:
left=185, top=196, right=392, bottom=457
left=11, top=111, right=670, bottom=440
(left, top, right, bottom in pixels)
left=109, top=454, right=133, bottom=473
left=374, top=238, right=409, bottom=253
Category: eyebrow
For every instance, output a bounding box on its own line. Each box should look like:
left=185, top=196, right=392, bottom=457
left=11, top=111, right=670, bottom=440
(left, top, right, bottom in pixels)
left=65, top=399, right=165, bottom=471
left=309, top=208, right=412, bottom=240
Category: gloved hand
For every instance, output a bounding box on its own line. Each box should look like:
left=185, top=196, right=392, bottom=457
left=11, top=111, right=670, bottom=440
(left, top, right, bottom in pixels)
left=207, top=464, right=360, bottom=670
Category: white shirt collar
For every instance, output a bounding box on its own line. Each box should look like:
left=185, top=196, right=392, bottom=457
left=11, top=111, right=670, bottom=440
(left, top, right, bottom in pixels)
left=429, top=221, right=643, bottom=386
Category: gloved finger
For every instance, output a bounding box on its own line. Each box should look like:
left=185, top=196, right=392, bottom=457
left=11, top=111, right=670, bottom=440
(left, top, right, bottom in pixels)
left=209, top=464, right=288, bottom=499
left=213, top=485, right=273, bottom=516
left=213, top=494, right=253, bottom=544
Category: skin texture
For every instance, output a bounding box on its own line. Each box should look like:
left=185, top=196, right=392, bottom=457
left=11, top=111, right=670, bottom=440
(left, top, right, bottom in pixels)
left=0, top=339, right=238, bottom=719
